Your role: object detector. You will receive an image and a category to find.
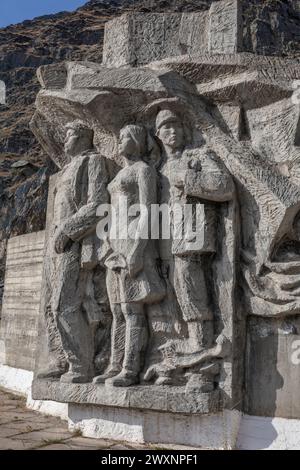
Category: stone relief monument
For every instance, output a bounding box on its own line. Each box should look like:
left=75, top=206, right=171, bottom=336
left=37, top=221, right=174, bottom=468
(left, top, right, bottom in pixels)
left=21, top=0, right=300, bottom=448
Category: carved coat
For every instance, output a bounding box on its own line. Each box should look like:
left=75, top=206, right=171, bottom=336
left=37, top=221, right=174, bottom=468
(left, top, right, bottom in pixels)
left=105, top=160, right=165, bottom=305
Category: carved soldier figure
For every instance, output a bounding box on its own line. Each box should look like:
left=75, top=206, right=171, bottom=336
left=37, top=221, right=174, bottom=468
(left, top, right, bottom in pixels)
left=38, top=120, right=108, bottom=383
left=155, top=109, right=235, bottom=391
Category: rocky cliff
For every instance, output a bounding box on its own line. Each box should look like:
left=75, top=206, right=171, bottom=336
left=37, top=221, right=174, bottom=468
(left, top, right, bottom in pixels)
left=0, top=0, right=300, bottom=306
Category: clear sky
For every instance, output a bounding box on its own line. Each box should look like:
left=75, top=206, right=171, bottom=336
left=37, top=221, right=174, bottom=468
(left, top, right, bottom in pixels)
left=0, top=0, right=88, bottom=28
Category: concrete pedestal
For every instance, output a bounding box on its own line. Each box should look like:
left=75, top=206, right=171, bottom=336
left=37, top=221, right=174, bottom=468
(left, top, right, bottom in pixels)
left=68, top=404, right=241, bottom=449
left=1, top=364, right=300, bottom=449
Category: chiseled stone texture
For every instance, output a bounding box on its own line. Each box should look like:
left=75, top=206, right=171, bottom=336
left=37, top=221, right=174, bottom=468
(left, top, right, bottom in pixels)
left=28, top=9, right=300, bottom=435
left=103, top=13, right=184, bottom=67
left=30, top=49, right=300, bottom=419
left=32, top=380, right=221, bottom=415
left=103, top=1, right=243, bottom=67
left=208, top=0, right=242, bottom=54
left=0, top=232, right=45, bottom=371
left=103, top=11, right=214, bottom=67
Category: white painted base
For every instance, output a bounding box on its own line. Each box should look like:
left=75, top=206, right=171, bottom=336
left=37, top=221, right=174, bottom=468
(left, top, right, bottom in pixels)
left=0, top=364, right=68, bottom=420
left=26, top=389, right=68, bottom=420
left=68, top=405, right=300, bottom=449
left=2, top=364, right=300, bottom=449
left=237, top=414, right=300, bottom=450
left=0, top=364, right=33, bottom=395
left=68, top=404, right=241, bottom=449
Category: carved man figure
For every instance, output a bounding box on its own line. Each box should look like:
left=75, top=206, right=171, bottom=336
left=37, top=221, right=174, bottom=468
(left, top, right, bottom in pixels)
left=39, top=120, right=108, bottom=383
left=155, top=109, right=235, bottom=390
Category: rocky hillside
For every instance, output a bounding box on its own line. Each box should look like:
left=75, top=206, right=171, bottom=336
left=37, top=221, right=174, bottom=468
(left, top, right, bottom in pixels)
left=0, top=0, right=300, bottom=305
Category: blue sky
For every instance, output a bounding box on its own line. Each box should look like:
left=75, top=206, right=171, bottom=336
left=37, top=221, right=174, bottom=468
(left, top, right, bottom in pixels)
left=0, top=0, right=88, bottom=28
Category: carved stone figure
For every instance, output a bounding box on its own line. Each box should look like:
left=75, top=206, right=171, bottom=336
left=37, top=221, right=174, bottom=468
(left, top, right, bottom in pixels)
left=93, top=125, right=165, bottom=387
left=38, top=120, right=108, bottom=383
left=154, top=109, right=235, bottom=391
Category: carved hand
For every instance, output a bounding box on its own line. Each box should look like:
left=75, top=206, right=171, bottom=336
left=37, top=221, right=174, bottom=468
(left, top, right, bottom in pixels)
left=54, top=231, right=72, bottom=254
left=188, top=158, right=202, bottom=172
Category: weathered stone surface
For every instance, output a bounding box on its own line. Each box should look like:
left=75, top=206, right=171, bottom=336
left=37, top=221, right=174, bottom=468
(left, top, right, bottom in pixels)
left=68, top=403, right=240, bottom=449
left=2, top=6, right=300, bottom=451
left=27, top=11, right=300, bottom=422
left=102, top=2, right=243, bottom=67
left=32, top=379, right=221, bottom=414
left=179, top=12, right=209, bottom=55
left=196, top=70, right=295, bottom=109
left=1, top=0, right=300, bottom=313
left=149, top=53, right=300, bottom=85
left=31, top=55, right=239, bottom=407
left=245, top=317, right=300, bottom=419
left=27, top=9, right=300, bottom=422
left=37, top=63, right=68, bottom=90
left=102, top=1, right=300, bottom=67
left=103, top=12, right=210, bottom=67
left=208, top=0, right=242, bottom=54
left=0, top=231, right=45, bottom=371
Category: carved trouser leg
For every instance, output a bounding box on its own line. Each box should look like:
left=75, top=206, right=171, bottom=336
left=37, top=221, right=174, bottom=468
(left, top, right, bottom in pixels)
left=173, top=256, right=215, bottom=392
left=93, top=304, right=125, bottom=384
left=106, top=303, right=148, bottom=387
left=51, top=244, right=94, bottom=383
left=173, top=255, right=214, bottom=352
left=42, top=305, right=68, bottom=374
left=37, top=253, right=67, bottom=379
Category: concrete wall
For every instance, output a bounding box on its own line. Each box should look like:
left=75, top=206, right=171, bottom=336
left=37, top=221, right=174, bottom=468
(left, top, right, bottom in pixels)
left=0, top=231, right=45, bottom=371
left=245, top=317, right=300, bottom=419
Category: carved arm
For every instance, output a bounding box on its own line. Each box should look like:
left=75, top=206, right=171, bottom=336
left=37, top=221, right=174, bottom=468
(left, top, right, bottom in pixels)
left=183, top=153, right=235, bottom=202
left=61, top=154, right=108, bottom=242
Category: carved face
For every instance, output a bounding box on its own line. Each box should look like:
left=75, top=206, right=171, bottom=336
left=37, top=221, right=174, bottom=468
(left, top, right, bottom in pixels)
left=64, top=128, right=80, bottom=156
left=118, top=128, right=138, bottom=157
left=157, top=121, right=184, bottom=151
left=64, top=126, right=93, bottom=157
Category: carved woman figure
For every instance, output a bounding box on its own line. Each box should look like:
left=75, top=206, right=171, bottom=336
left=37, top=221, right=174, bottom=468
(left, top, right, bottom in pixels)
left=93, top=125, right=165, bottom=387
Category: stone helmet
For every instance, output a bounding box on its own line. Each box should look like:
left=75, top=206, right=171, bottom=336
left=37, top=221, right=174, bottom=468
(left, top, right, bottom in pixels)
left=155, top=109, right=182, bottom=132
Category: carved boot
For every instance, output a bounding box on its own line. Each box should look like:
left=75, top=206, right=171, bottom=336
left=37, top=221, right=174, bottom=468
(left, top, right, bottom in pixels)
left=105, top=369, right=139, bottom=387
left=106, top=313, right=148, bottom=387
left=37, top=360, right=67, bottom=380
left=93, top=365, right=121, bottom=384
left=93, top=305, right=125, bottom=384
left=60, top=370, right=91, bottom=384
left=184, top=321, right=215, bottom=393
left=60, top=360, right=93, bottom=384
